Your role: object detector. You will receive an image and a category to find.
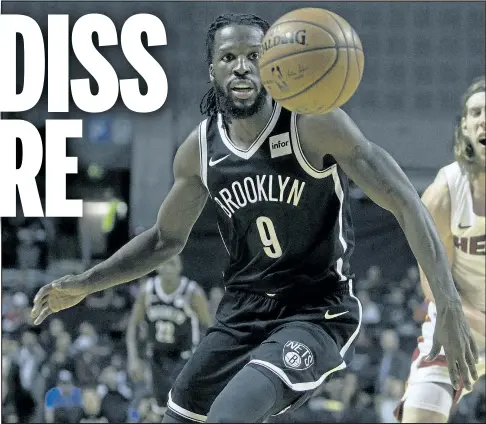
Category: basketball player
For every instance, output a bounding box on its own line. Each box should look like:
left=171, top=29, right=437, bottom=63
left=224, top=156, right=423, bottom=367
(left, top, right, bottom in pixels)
left=396, top=76, right=485, bottom=423
left=32, top=13, right=478, bottom=423
left=126, top=255, right=211, bottom=414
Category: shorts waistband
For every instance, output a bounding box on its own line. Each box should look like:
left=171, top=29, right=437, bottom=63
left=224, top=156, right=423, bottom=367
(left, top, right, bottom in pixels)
left=227, top=280, right=352, bottom=302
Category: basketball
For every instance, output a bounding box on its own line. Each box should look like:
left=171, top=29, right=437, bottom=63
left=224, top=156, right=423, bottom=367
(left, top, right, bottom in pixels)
left=259, top=8, right=364, bottom=114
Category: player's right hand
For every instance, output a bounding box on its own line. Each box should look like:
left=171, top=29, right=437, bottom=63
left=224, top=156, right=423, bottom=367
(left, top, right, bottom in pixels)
left=128, top=357, right=145, bottom=381
left=31, top=275, right=89, bottom=325
left=426, top=298, right=479, bottom=391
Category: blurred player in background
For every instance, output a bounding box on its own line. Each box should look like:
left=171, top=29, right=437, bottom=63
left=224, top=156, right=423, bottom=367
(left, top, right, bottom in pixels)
left=126, top=255, right=211, bottom=415
left=32, top=13, right=479, bottom=423
left=397, top=76, right=485, bottom=423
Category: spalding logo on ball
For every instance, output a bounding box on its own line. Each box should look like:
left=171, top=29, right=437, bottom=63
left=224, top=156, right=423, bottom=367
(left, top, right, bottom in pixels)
left=259, top=8, right=365, bottom=114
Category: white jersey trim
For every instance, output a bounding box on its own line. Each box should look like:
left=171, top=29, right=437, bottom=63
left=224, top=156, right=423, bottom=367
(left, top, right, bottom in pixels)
left=441, top=162, right=476, bottom=229
left=290, top=112, right=349, bottom=281
left=249, top=358, right=346, bottom=392
left=167, top=391, right=206, bottom=422
left=217, top=222, right=230, bottom=256
left=198, top=119, right=209, bottom=189
left=217, top=102, right=282, bottom=159
left=340, top=280, right=362, bottom=357
left=290, top=112, right=336, bottom=179
left=332, top=170, right=348, bottom=282
left=153, top=276, right=188, bottom=303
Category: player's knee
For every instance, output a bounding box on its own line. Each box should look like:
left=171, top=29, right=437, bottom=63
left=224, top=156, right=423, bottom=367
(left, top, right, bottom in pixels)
left=206, top=366, right=280, bottom=422
left=401, top=406, right=449, bottom=423
left=401, top=382, right=453, bottom=423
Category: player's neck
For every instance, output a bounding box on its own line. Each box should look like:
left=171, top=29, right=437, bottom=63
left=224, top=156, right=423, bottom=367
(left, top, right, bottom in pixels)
left=226, top=96, right=274, bottom=149
left=161, top=277, right=180, bottom=294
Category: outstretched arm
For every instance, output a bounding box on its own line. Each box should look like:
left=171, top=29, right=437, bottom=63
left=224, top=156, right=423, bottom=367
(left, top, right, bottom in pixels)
left=80, top=129, right=208, bottom=292
left=298, top=109, right=479, bottom=390
left=32, top=128, right=208, bottom=324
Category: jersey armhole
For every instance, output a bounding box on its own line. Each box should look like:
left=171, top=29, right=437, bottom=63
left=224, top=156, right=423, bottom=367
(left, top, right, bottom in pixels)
left=290, top=112, right=337, bottom=179
left=198, top=119, right=209, bottom=189
left=438, top=165, right=458, bottom=225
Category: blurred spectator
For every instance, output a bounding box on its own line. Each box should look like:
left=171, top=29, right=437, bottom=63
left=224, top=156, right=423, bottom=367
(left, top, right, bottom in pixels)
left=342, top=389, right=379, bottom=423
left=382, top=287, right=407, bottom=327
left=474, top=377, right=486, bottom=423
left=399, top=266, right=421, bottom=298
left=5, top=212, right=55, bottom=271
left=4, top=359, right=37, bottom=423
left=74, top=351, right=102, bottom=387
left=375, top=330, right=410, bottom=397
left=358, top=266, right=386, bottom=299
left=79, top=387, right=109, bottom=423
left=44, top=370, right=83, bottom=423
left=2, top=218, right=19, bottom=268
left=357, top=290, right=381, bottom=326
left=108, top=354, right=133, bottom=400
left=72, top=322, right=99, bottom=354
left=2, top=291, right=31, bottom=337
left=39, top=318, right=66, bottom=355
left=16, top=331, right=47, bottom=420
left=348, top=328, right=378, bottom=393
left=17, top=226, right=45, bottom=269
left=377, top=377, right=404, bottom=423
left=2, top=349, right=18, bottom=423
left=96, top=366, right=132, bottom=422
left=137, top=397, right=161, bottom=423
left=41, top=332, right=76, bottom=391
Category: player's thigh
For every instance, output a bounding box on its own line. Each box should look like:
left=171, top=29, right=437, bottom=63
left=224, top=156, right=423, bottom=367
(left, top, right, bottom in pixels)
left=402, top=382, right=454, bottom=423
left=401, top=406, right=449, bottom=424
left=247, top=321, right=349, bottom=413
left=168, top=329, right=253, bottom=420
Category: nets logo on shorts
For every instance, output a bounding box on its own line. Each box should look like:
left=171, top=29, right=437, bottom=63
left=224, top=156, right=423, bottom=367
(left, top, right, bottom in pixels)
left=282, top=341, right=314, bottom=370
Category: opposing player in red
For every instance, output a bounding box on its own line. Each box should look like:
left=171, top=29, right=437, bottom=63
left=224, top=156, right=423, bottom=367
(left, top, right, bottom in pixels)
left=396, top=76, right=485, bottom=423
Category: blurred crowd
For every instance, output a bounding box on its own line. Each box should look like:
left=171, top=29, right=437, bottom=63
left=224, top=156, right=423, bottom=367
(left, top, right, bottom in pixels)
left=2, top=217, right=485, bottom=423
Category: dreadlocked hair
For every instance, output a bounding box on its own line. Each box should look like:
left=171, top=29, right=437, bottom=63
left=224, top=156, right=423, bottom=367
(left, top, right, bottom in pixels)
left=454, top=76, right=485, bottom=178
left=199, top=13, right=270, bottom=117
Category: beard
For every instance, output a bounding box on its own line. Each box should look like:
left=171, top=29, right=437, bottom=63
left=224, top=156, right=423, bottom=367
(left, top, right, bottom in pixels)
left=214, top=80, right=268, bottom=119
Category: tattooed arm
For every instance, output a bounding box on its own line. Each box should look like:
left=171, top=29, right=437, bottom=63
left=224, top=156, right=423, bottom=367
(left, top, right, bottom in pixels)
left=32, top=128, right=209, bottom=324
left=297, top=109, right=479, bottom=390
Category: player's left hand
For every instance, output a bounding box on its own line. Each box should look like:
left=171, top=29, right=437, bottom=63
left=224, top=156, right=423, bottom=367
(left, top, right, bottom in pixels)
left=427, top=298, right=479, bottom=391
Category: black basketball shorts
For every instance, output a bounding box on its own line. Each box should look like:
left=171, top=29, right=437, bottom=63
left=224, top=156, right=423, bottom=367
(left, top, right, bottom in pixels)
left=167, top=282, right=362, bottom=422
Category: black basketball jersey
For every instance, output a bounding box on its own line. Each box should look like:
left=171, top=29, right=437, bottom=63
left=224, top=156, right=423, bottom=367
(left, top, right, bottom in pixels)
left=199, top=102, right=355, bottom=295
left=144, top=276, right=200, bottom=355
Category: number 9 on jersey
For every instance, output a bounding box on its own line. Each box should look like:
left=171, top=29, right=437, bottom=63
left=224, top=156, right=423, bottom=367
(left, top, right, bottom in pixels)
left=256, top=216, right=282, bottom=258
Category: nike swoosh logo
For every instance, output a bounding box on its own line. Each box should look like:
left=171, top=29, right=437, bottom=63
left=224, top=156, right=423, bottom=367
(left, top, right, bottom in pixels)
left=458, top=223, right=471, bottom=229
left=325, top=310, right=349, bottom=320
left=209, top=155, right=230, bottom=166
